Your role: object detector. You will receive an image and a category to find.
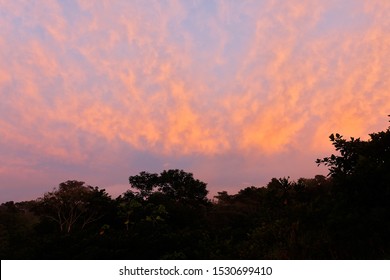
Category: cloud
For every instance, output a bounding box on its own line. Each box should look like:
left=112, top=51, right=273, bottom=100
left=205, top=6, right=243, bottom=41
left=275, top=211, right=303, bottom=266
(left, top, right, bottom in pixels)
left=1, top=0, right=389, bottom=201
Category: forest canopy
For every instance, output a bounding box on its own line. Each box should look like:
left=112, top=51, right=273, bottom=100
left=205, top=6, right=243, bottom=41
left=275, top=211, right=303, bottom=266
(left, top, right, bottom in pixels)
left=1, top=119, right=390, bottom=259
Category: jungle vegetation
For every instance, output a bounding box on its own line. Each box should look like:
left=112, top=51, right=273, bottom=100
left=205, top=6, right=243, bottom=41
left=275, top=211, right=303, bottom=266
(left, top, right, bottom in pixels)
left=1, top=120, right=389, bottom=259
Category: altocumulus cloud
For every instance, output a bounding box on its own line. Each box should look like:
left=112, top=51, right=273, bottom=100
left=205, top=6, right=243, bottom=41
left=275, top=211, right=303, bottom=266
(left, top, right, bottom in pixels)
left=0, top=0, right=389, bottom=201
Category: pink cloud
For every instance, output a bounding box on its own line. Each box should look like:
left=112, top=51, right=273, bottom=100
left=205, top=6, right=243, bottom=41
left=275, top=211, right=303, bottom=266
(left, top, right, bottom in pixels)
left=1, top=0, right=389, bottom=201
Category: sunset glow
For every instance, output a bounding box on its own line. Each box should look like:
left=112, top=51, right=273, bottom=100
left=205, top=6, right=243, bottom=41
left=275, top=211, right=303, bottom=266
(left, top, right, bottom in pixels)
left=1, top=0, right=389, bottom=202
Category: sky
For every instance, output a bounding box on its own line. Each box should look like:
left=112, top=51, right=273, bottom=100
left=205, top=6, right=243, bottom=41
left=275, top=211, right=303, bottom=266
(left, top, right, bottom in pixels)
left=1, top=0, right=389, bottom=202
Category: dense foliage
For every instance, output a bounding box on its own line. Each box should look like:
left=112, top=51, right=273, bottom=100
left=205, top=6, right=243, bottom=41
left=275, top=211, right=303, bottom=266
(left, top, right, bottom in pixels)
left=1, top=122, right=390, bottom=259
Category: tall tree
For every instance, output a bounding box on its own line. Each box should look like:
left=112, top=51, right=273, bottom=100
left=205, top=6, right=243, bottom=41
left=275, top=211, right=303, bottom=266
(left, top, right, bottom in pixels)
left=159, top=169, right=208, bottom=203
left=129, top=169, right=209, bottom=203
left=316, top=117, right=390, bottom=180
left=316, top=117, right=390, bottom=258
left=35, top=180, right=111, bottom=233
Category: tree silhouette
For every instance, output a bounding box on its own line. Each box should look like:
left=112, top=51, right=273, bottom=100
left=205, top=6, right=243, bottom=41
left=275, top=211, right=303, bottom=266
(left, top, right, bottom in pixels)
left=316, top=117, right=390, bottom=180
left=35, top=180, right=111, bottom=233
left=129, top=169, right=209, bottom=204
left=316, top=118, right=390, bottom=258
left=2, top=118, right=390, bottom=259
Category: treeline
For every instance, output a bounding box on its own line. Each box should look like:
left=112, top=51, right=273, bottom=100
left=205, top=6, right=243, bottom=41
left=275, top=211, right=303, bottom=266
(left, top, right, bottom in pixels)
left=1, top=122, right=390, bottom=259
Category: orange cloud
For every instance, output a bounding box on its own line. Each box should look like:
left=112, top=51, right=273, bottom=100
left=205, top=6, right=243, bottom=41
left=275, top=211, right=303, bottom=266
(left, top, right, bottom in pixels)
left=1, top=0, right=389, bottom=193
